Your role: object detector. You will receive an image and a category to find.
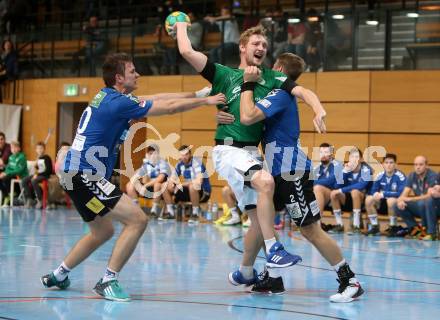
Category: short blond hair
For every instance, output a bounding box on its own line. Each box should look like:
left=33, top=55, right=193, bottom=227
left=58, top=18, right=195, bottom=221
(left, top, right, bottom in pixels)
left=239, top=25, right=267, bottom=46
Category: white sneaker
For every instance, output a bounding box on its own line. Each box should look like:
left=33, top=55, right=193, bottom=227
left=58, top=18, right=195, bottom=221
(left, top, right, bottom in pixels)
left=329, top=278, right=364, bottom=303
left=222, top=215, right=241, bottom=226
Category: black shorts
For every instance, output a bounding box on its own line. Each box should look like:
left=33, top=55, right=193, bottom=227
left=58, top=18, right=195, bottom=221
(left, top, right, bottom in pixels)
left=273, top=172, right=321, bottom=227
left=174, top=186, right=210, bottom=203
left=62, top=173, right=123, bottom=222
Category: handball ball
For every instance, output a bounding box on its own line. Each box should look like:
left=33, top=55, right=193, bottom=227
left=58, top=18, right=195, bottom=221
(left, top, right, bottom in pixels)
left=165, top=11, right=191, bottom=36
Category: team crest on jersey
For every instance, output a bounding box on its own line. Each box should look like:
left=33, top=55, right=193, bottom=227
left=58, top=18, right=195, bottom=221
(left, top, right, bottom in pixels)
left=90, top=91, right=107, bottom=108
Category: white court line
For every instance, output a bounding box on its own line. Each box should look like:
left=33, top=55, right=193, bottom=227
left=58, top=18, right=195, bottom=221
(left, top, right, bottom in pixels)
left=19, top=244, right=42, bottom=248
left=374, top=240, right=402, bottom=243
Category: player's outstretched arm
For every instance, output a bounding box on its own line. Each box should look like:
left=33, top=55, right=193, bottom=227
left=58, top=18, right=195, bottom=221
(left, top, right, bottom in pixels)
left=139, top=87, right=211, bottom=101
left=291, top=86, right=327, bottom=133
left=147, top=93, right=225, bottom=116
left=175, top=22, right=208, bottom=72
left=240, top=66, right=266, bottom=125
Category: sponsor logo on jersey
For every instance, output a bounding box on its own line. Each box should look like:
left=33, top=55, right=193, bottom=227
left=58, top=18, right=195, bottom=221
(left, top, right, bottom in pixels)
left=286, top=202, right=303, bottom=219
left=258, top=99, right=272, bottom=108
left=275, top=76, right=287, bottom=82
left=90, top=91, right=107, bottom=108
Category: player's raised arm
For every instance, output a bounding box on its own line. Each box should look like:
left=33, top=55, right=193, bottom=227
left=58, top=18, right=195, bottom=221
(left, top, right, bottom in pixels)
left=291, top=86, right=327, bottom=133
left=138, top=87, right=211, bottom=101
left=175, top=22, right=208, bottom=72
left=147, top=93, right=225, bottom=116
left=239, top=66, right=266, bottom=125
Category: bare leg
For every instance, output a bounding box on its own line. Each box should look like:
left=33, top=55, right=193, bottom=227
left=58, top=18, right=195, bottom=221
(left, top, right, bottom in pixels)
left=365, top=195, right=378, bottom=216
left=301, top=221, right=343, bottom=265
left=63, top=215, right=115, bottom=269
left=313, top=185, right=331, bottom=213
left=241, top=209, right=264, bottom=266
left=105, top=194, right=148, bottom=272
left=251, top=170, right=276, bottom=241
left=222, top=185, right=237, bottom=208
left=125, top=182, right=138, bottom=200
left=188, top=183, right=201, bottom=207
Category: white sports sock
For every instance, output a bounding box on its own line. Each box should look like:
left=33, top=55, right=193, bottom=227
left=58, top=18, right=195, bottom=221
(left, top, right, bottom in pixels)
left=353, top=209, right=361, bottom=228
left=332, top=259, right=347, bottom=272
left=192, top=206, right=200, bottom=216
left=333, top=209, right=343, bottom=225
left=389, top=216, right=397, bottom=226
left=368, top=214, right=378, bottom=226
left=102, top=267, right=119, bottom=283
left=268, top=268, right=281, bottom=278
left=239, top=265, right=254, bottom=280
left=264, top=237, right=277, bottom=255
left=152, top=203, right=160, bottom=215
left=166, top=204, right=175, bottom=216
left=53, top=262, right=71, bottom=281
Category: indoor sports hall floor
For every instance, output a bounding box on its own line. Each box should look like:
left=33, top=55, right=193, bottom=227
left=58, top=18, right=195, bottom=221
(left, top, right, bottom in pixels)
left=0, top=208, right=439, bottom=320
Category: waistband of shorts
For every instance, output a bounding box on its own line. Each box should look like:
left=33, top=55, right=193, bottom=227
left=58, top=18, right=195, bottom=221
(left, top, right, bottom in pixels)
left=215, top=139, right=259, bottom=149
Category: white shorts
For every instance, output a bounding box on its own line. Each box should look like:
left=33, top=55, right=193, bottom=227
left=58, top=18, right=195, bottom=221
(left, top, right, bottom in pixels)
left=212, top=145, right=262, bottom=211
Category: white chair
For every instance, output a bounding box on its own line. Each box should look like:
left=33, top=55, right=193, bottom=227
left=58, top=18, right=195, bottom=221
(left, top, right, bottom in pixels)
left=10, top=178, right=21, bottom=207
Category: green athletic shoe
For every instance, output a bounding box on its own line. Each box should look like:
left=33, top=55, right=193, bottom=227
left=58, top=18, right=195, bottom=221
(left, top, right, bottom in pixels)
left=40, top=273, right=71, bottom=290
left=93, top=279, right=131, bottom=302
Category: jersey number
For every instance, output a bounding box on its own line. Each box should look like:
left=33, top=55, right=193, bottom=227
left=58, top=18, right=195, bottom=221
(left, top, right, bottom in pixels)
left=77, top=106, right=92, bottom=134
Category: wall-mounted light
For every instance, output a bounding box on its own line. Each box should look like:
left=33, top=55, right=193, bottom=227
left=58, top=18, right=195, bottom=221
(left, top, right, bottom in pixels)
left=366, top=20, right=379, bottom=26
left=406, top=12, right=419, bottom=18
left=332, top=14, right=345, bottom=20
left=288, top=18, right=301, bottom=24
left=307, top=16, right=319, bottom=22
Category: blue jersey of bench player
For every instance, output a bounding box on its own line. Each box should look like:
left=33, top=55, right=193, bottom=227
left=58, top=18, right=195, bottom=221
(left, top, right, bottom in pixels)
left=369, top=170, right=406, bottom=198
left=64, top=87, right=152, bottom=179
left=335, top=163, right=374, bottom=193
left=313, top=160, right=344, bottom=189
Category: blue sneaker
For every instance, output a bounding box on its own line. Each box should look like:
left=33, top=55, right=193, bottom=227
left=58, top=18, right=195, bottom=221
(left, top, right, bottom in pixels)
left=228, top=269, right=258, bottom=286
left=266, top=242, right=302, bottom=268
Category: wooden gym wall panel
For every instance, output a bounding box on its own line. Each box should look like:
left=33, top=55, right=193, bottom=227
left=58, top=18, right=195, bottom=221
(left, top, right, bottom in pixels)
left=297, top=72, right=316, bottom=91
left=398, top=164, right=440, bottom=176
left=180, top=130, right=216, bottom=152
left=145, top=76, right=183, bottom=161
left=369, top=134, right=440, bottom=165
left=298, top=103, right=316, bottom=132
left=22, top=79, right=58, bottom=159
left=182, top=76, right=222, bottom=130
left=324, top=103, right=370, bottom=132
left=370, top=103, right=440, bottom=133
left=316, top=72, right=370, bottom=102
left=371, top=71, right=440, bottom=102
left=181, top=106, right=218, bottom=130
left=314, top=133, right=369, bottom=158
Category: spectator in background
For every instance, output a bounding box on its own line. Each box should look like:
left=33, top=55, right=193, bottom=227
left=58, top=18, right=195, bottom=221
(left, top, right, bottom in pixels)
left=427, top=173, right=440, bottom=240
left=0, top=131, right=11, bottom=172
left=287, top=19, right=306, bottom=60
left=54, top=141, right=71, bottom=175
left=21, top=141, right=53, bottom=209
left=204, top=6, right=240, bottom=63
left=259, top=6, right=289, bottom=62
left=0, top=39, right=18, bottom=102
left=394, top=156, right=438, bottom=240
left=364, top=154, right=406, bottom=236
left=166, top=145, right=211, bottom=224
left=330, top=147, right=373, bottom=234
left=304, top=8, right=323, bottom=71
left=313, top=143, right=343, bottom=216
left=125, top=144, right=171, bottom=218
left=72, top=15, right=107, bottom=76
left=0, top=141, right=28, bottom=207
left=187, top=11, right=203, bottom=51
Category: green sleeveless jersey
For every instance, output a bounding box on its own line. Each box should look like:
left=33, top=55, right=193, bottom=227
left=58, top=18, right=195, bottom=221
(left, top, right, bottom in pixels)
left=210, top=63, right=288, bottom=143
